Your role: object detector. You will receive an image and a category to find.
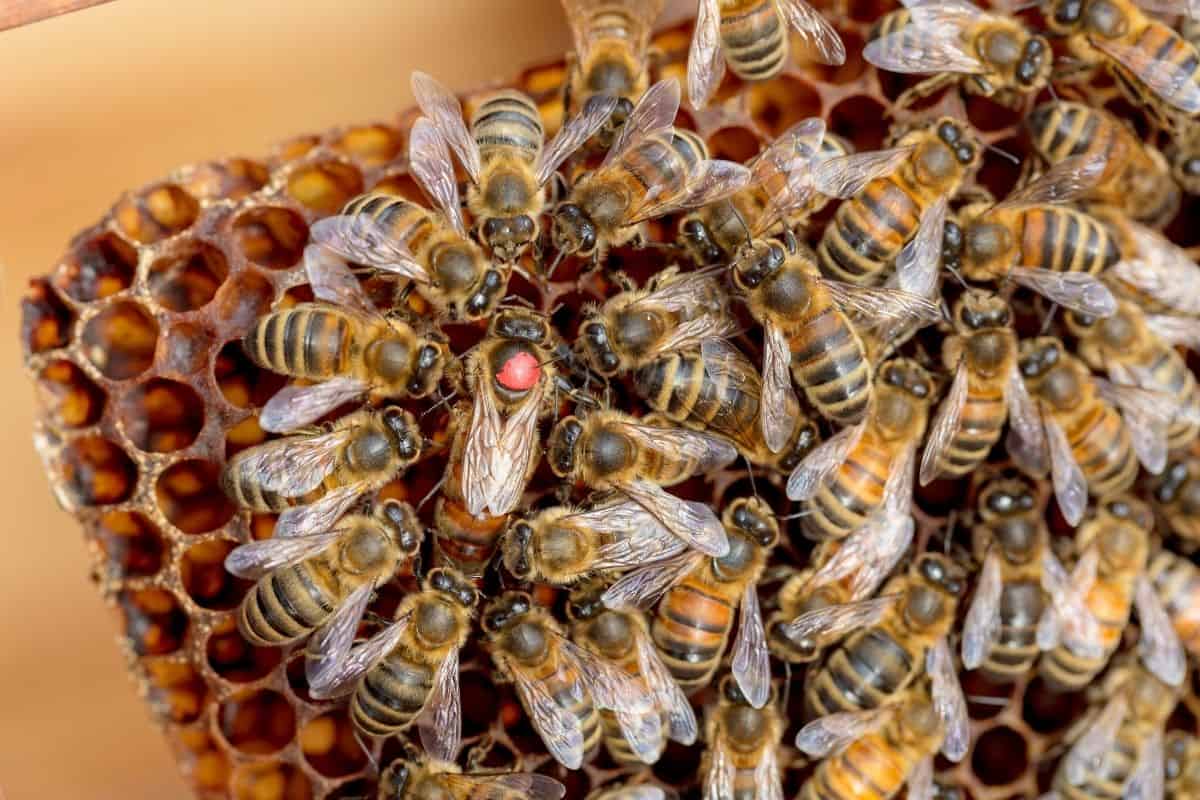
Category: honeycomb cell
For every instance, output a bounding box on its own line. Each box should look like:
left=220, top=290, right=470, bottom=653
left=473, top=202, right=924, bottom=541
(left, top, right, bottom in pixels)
left=119, top=588, right=188, bottom=656
left=95, top=510, right=166, bottom=578
left=155, top=459, right=236, bottom=534
left=286, top=161, right=364, bottom=215
left=1022, top=675, right=1087, bottom=734
left=275, top=135, right=321, bottom=162
left=706, top=125, right=762, bottom=162
left=746, top=75, right=823, bottom=137
left=215, top=340, right=288, bottom=409
left=57, top=231, right=138, bottom=302
left=144, top=660, right=208, bottom=725
left=218, top=689, right=297, bottom=755
left=122, top=378, right=206, bottom=452
left=81, top=300, right=159, bottom=380
left=21, top=278, right=74, bottom=355
left=300, top=711, right=368, bottom=777
left=366, top=172, right=426, bottom=202
left=184, top=158, right=270, bottom=201
left=962, top=670, right=1016, bottom=721
left=192, top=748, right=233, bottom=794
left=206, top=616, right=283, bottom=683
left=333, top=124, right=403, bottom=167
left=60, top=435, right=138, bottom=506
left=159, top=321, right=215, bottom=377
left=231, top=762, right=313, bottom=800
left=36, top=359, right=105, bottom=428
left=213, top=271, right=277, bottom=335
left=811, top=29, right=867, bottom=84
left=147, top=242, right=230, bottom=312
left=829, top=94, right=890, bottom=151
left=225, top=417, right=271, bottom=459
left=232, top=207, right=309, bottom=271
left=971, top=726, right=1028, bottom=786
left=180, top=539, right=252, bottom=610
left=114, top=183, right=200, bottom=244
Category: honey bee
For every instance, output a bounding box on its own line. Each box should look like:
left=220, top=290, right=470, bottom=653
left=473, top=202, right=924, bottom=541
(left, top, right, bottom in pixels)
left=376, top=757, right=566, bottom=800
left=225, top=499, right=422, bottom=648
left=547, top=409, right=739, bottom=557
left=786, top=358, right=934, bottom=541
left=481, top=591, right=653, bottom=769
left=303, top=568, right=476, bottom=753
left=1101, top=208, right=1200, bottom=320
left=602, top=496, right=778, bottom=707
left=700, top=675, right=785, bottom=800
left=1148, top=456, right=1200, bottom=544
left=561, top=0, right=664, bottom=151
left=686, top=0, right=845, bottom=108
left=221, top=407, right=422, bottom=539
left=1026, top=101, right=1180, bottom=227
left=410, top=72, right=615, bottom=262
left=1167, top=122, right=1200, bottom=196
left=1044, top=0, right=1200, bottom=130
left=1039, top=496, right=1186, bottom=692
left=567, top=578, right=699, bottom=765
left=577, top=266, right=819, bottom=470
left=816, top=117, right=979, bottom=288
left=550, top=79, right=751, bottom=263
left=309, top=120, right=507, bottom=322
left=248, top=247, right=450, bottom=433
left=1148, top=548, right=1200, bottom=663
left=865, top=0, right=1052, bottom=109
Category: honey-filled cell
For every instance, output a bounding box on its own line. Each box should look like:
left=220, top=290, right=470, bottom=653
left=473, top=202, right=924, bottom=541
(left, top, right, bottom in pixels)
left=36, top=359, right=105, bottom=429
left=113, top=184, right=200, bottom=244
left=81, top=300, right=159, bottom=380
left=118, top=588, right=188, bottom=656
left=95, top=510, right=166, bottom=578
left=285, top=161, right=363, bottom=215
left=218, top=689, right=297, bottom=756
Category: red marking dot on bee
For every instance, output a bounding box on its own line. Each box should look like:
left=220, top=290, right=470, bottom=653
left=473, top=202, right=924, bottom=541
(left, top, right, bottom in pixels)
left=496, top=351, right=541, bottom=391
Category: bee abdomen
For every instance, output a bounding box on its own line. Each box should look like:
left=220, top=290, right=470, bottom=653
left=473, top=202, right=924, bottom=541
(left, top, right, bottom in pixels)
left=719, top=1, right=788, bottom=81
left=472, top=90, right=544, bottom=162
left=939, top=387, right=1005, bottom=475
left=801, top=440, right=890, bottom=540
left=653, top=583, right=733, bottom=692
left=1018, top=207, right=1120, bottom=275
left=981, top=580, right=1043, bottom=682
left=238, top=566, right=334, bottom=646
left=433, top=496, right=507, bottom=576
left=807, top=629, right=915, bottom=718
left=788, top=307, right=871, bottom=424
left=802, top=733, right=906, bottom=800
left=351, top=653, right=432, bottom=737
left=634, top=349, right=760, bottom=454
left=818, top=181, right=920, bottom=284
left=1067, top=404, right=1138, bottom=496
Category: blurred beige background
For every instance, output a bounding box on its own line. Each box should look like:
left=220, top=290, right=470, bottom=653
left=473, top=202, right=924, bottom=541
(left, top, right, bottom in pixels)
left=0, top=2, right=593, bottom=796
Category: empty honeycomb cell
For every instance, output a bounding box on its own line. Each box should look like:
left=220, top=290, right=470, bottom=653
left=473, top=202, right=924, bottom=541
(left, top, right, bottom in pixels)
left=57, top=230, right=138, bottom=302
left=365, top=172, right=426, bottom=202
left=206, top=617, right=282, bottom=683
left=60, top=435, right=138, bottom=506
left=333, top=124, right=403, bottom=167
left=148, top=242, right=230, bottom=312
left=225, top=417, right=271, bottom=458
left=193, top=748, right=234, bottom=793
left=95, top=510, right=166, bottom=578
left=1022, top=675, right=1088, bottom=734
left=286, top=161, right=364, bottom=215
left=160, top=321, right=215, bottom=377
left=122, top=378, right=206, bottom=452
left=963, top=670, right=1016, bottom=721
left=829, top=94, right=890, bottom=151
left=119, top=588, right=189, bottom=656
left=155, top=459, right=236, bottom=534
left=81, top=300, right=159, bottom=380
left=215, top=340, right=289, bottom=409
left=213, top=271, right=277, bottom=335
left=299, top=712, right=368, bottom=777
left=231, top=762, right=313, bottom=800
left=21, top=278, right=74, bottom=355
left=144, top=660, right=209, bottom=724
left=809, top=28, right=867, bottom=84
left=460, top=669, right=501, bottom=738
left=36, top=359, right=105, bottom=428
left=180, top=539, right=252, bottom=610
left=705, top=125, right=762, bottom=163
left=971, top=726, right=1028, bottom=786
left=276, top=135, right=321, bottom=163
left=232, top=207, right=309, bottom=271
left=746, top=75, right=823, bottom=137
left=185, top=158, right=271, bottom=201
left=556, top=767, right=591, bottom=798
left=114, top=183, right=201, bottom=244
left=219, top=689, right=297, bottom=756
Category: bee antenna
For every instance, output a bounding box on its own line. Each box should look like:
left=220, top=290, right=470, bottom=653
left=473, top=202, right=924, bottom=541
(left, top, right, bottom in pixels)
left=417, top=474, right=447, bottom=512
left=1039, top=302, right=1061, bottom=336
left=1046, top=81, right=1060, bottom=102
left=777, top=508, right=815, bottom=520
left=354, top=731, right=381, bottom=775
left=734, top=208, right=754, bottom=249
left=545, top=249, right=568, bottom=283
left=985, top=142, right=1021, bottom=166
left=945, top=264, right=969, bottom=290
left=743, top=455, right=760, bottom=499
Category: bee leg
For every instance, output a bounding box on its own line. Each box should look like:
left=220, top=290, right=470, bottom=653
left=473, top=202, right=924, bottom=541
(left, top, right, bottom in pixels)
left=893, top=74, right=958, bottom=115
left=466, top=732, right=498, bottom=771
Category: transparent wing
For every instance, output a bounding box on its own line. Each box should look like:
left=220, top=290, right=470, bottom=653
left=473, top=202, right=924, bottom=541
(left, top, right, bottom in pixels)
left=462, top=381, right=505, bottom=518
left=920, top=360, right=968, bottom=486
left=904, top=0, right=987, bottom=26
left=848, top=514, right=915, bottom=601
left=731, top=583, right=771, bottom=709
left=409, top=117, right=467, bottom=237
left=301, top=244, right=384, bottom=316
left=418, top=646, right=463, bottom=763
left=653, top=312, right=740, bottom=354
left=487, top=388, right=544, bottom=515
left=822, top=280, right=942, bottom=325
left=795, top=707, right=891, bottom=757
left=511, top=664, right=588, bottom=769
left=1045, top=414, right=1089, bottom=527
left=536, top=94, right=618, bottom=186
left=1095, top=38, right=1200, bottom=114
left=927, top=637, right=969, bottom=762
left=633, top=625, right=698, bottom=745
left=997, top=153, right=1108, bottom=209
left=630, top=159, right=752, bottom=222
left=616, top=417, right=739, bottom=474
left=1143, top=313, right=1200, bottom=350
left=410, top=70, right=481, bottom=182
left=786, top=423, right=864, bottom=501
left=1009, top=267, right=1117, bottom=318
left=621, top=478, right=731, bottom=557
left=1005, top=361, right=1048, bottom=476
left=307, top=219, right=430, bottom=285
left=781, top=595, right=900, bottom=644
left=615, top=707, right=667, bottom=764
left=307, top=610, right=410, bottom=700
left=1135, top=574, right=1187, bottom=687
left=863, top=25, right=984, bottom=75
left=224, top=530, right=342, bottom=580
left=687, top=0, right=725, bottom=109
left=592, top=504, right=690, bottom=571
left=602, top=551, right=705, bottom=610
left=1064, top=694, right=1127, bottom=786
left=896, top=196, right=947, bottom=297
left=811, top=146, right=913, bottom=199
left=1110, top=223, right=1200, bottom=315
left=589, top=789, right=665, bottom=800
left=273, top=483, right=364, bottom=539
left=565, top=498, right=673, bottom=535
left=634, top=269, right=729, bottom=316
left=961, top=548, right=1004, bottom=670
left=754, top=740, right=785, bottom=800
left=882, top=444, right=917, bottom=518
left=605, top=78, right=681, bottom=169
left=441, top=772, right=567, bottom=800
left=750, top=117, right=826, bottom=191
left=229, top=427, right=354, bottom=496
left=1125, top=728, right=1165, bottom=800
left=779, top=0, right=847, bottom=65
left=259, top=377, right=370, bottom=434
left=560, top=635, right=653, bottom=713
left=304, top=580, right=379, bottom=695
left=704, top=736, right=736, bottom=800
left=1038, top=548, right=1103, bottom=656
left=761, top=321, right=800, bottom=454
left=1095, top=379, right=1172, bottom=475
left=908, top=756, right=935, bottom=800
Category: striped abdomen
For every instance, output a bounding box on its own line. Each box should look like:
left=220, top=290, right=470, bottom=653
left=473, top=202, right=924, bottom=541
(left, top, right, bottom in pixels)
left=1052, top=727, right=1140, bottom=800
left=1149, top=550, right=1200, bottom=660
left=1132, top=344, right=1200, bottom=449
left=652, top=573, right=735, bottom=692
left=817, top=177, right=923, bottom=284
left=719, top=0, right=788, bottom=82
left=1040, top=571, right=1134, bottom=690
left=800, top=428, right=895, bottom=540
left=434, top=433, right=507, bottom=574
left=980, top=579, right=1043, bottom=683
left=238, top=558, right=340, bottom=645
left=1028, top=101, right=1115, bottom=165
left=222, top=456, right=331, bottom=513
left=351, top=645, right=434, bottom=737
left=244, top=306, right=353, bottom=379
left=534, top=650, right=603, bottom=760
left=800, top=729, right=917, bottom=800
left=616, top=129, right=708, bottom=206
left=935, top=368, right=1006, bottom=477
left=1013, top=206, right=1121, bottom=274
left=781, top=295, right=871, bottom=425
left=1057, top=399, right=1138, bottom=498
left=471, top=90, right=544, bottom=164
left=342, top=193, right=437, bottom=253
left=806, top=626, right=917, bottom=718
left=1107, top=18, right=1200, bottom=125
left=634, top=440, right=699, bottom=487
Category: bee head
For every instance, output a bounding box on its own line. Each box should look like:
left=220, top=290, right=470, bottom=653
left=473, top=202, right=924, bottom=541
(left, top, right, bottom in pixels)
left=1102, top=494, right=1154, bottom=532
left=1155, top=461, right=1200, bottom=518
left=915, top=553, right=966, bottom=597
left=724, top=497, right=779, bottom=548
left=980, top=476, right=1037, bottom=518
left=382, top=407, right=421, bottom=461
left=1083, top=0, right=1127, bottom=38
left=461, top=267, right=508, bottom=321
left=1066, top=304, right=1132, bottom=349
left=552, top=203, right=597, bottom=256
left=548, top=416, right=585, bottom=477
left=565, top=579, right=607, bottom=622
left=732, top=240, right=786, bottom=292
left=378, top=499, right=424, bottom=557
left=482, top=591, right=532, bottom=634
left=878, top=358, right=933, bottom=401
left=378, top=761, right=410, bottom=799
left=482, top=215, right=537, bottom=262
left=1018, top=336, right=1062, bottom=379
left=679, top=218, right=724, bottom=266
left=427, top=567, right=477, bottom=610
left=942, top=218, right=965, bottom=271
left=1016, top=35, right=1051, bottom=87
left=500, top=518, right=537, bottom=581
left=579, top=313, right=622, bottom=376
left=956, top=290, right=1011, bottom=331
left=1046, top=0, right=1084, bottom=32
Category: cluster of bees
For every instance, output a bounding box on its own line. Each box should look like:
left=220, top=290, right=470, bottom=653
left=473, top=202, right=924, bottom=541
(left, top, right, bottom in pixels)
left=57, top=0, right=1200, bottom=798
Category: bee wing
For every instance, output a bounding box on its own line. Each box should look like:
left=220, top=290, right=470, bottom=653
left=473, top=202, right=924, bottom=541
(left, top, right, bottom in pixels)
left=615, top=707, right=667, bottom=764
left=462, top=382, right=541, bottom=517
left=307, top=219, right=430, bottom=287
left=1045, top=414, right=1089, bottom=527
left=961, top=548, right=1004, bottom=671
left=1008, top=267, right=1117, bottom=318
left=593, top=514, right=689, bottom=572
left=590, top=789, right=665, bottom=800
left=821, top=279, right=942, bottom=326
left=300, top=244, right=385, bottom=317
left=848, top=514, right=916, bottom=601
left=1112, top=224, right=1200, bottom=316
left=462, top=380, right=504, bottom=518
left=863, top=21, right=984, bottom=75
left=778, top=0, right=846, bottom=65
left=304, top=580, right=382, bottom=695
left=750, top=117, right=826, bottom=189
left=1143, top=313, right=1200, bottom=350
left=908, top=756, right=935, bottom=800
left=703, top=735, right=736, bottom=800
left=781, top=595, right=900, bottom=645
left=604, top=78, right=681, bottom=169
left=409, top=117, right=467, bottom=237
left=560, top=634, right=653, bottom=713
left=1125, top=728, right=1165, bottom=800
left=787, top=422, right=864, bottom=501
left=1095, top=379, right=1173, bottom=474
left=488, top=387, right=544, bottom=515
left=1005, top=360, right=1049, bottom=476
left=1094, top=38, right=1200, bottom=114
left=536, top=94, right=619, bottom=186
left=754, top=739, right=785, bottom=800
left=602, top=551, right=705, bottom=610
left=920, top=359, right=969, bottom=487
left=1038, top=548, right=1103, bottom=656
left=440, top=772, right=567, bottom=800
left=651, top=314, right=739, bottom=355
left=795, top=707, right=892, bottom=758
left=635, top=269, right=729, bottom=316
left=687, top=0, right=725, bottom=109
left=762, top=321, right=800, bottom=454
left=259, top=377, right=371, bottom=434
left=410, top=70, right=482, bottom=183
left=230, top=427, right=355, bottom=496
left=1135, top=574, right=1188, bottom=687
left=996, top=154, right=1109, bottom=209
left=731, top=583, right=771, bottom=709
left=629, top=159, right=753, bottom=222
left=417, top=645, right=463, bottom=763
left=621, top=478, right=731, bottom=557
left=306, top=610, right=411, bottom=700
left=224, top=530, right=343, bottom=580
left=811, top=145, right=914, bottom=199
left=1064, top=694, right=1127, bottom=786
left=896, top=196, right=947, bottom=298
left=927, top=637, right=970, bottom=762
left=616, top=417, right=740, bottom=475
left=510, top=662, right=588, bottom=769
left=633, top=624, right=698, bottom=745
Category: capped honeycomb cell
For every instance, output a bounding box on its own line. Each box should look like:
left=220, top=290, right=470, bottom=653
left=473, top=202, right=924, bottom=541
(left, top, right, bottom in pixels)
left=81, top=300, right=159, bottom=380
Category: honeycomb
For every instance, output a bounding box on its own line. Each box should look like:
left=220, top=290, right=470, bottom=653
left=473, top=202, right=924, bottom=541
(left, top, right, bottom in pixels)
left=19, top=1, right=1200, bottom=798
